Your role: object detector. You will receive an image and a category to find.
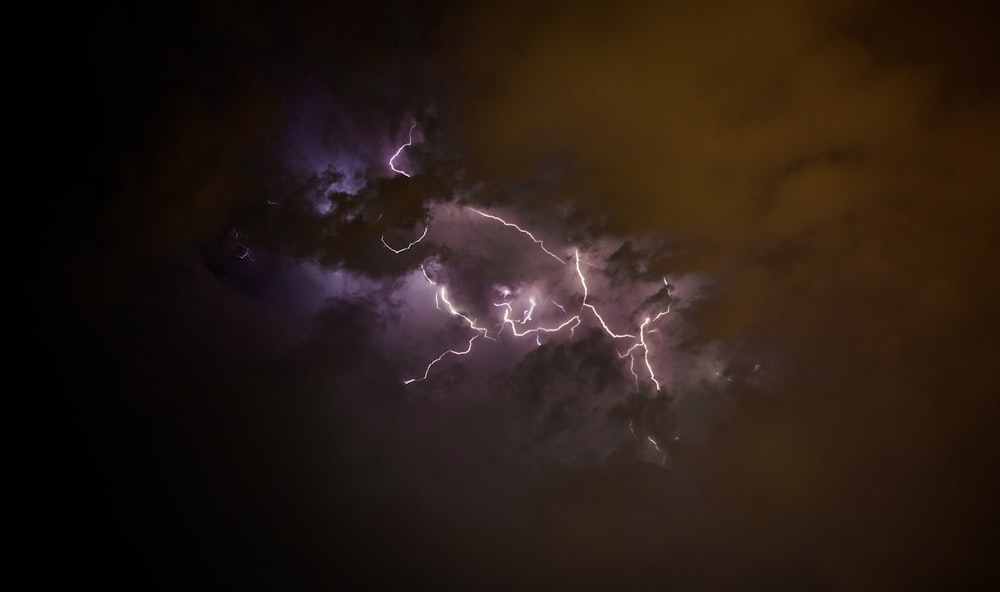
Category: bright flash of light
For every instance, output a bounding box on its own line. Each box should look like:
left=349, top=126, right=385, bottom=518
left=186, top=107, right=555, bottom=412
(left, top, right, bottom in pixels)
left=383, top=207, right=675, bottom=391
left=389, top=122, right=417, bottom=177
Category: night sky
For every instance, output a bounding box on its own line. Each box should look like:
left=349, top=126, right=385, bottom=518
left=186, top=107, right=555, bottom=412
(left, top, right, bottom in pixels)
left=22, top=0, right=1000, bottom=589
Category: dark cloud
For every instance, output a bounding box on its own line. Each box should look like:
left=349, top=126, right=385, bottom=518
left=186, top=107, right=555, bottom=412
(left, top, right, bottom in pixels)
left=25, top=0, right=1000, bottom=589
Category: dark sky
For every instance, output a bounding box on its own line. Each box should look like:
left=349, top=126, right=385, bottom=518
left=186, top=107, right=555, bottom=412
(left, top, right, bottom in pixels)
left=21, top=0, right=1000, bottom=589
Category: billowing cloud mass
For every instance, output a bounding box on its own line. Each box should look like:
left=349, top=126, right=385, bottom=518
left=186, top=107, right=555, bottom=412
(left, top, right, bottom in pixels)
left=27, top=0, right=1000, bottom=589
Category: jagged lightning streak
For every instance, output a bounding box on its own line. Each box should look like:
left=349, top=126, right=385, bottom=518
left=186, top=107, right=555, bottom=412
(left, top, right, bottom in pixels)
left=575, top=250, right=635, bottom=340
left=403, top=286, right=495, bottom=385
left=619, top=343, right=643, bottom=390
left=423, top=264, right=444, bottom=311
left=382, top=204, right=676, bottom=390
left=381, top=235, right=491, bottom=384
left=402, top=334, right=480, bottom=385
left=469, top=208, right=566, bottom=264
left=438, top=287, right=491, bottom=339
left=520, top=297, right=537, bottom=324
left=493, top=301, right=513, bottom=313
left=615, top=300, right=672, bottom=391
left=499, top=307, right=582, bottom=338
left=465, top=210, right=638, bottom=344
left=420, top=264, right=436, bottom=285
left=638, top=318, right=661, bottom=391
left=491, top=295, right=583, bottom=341
left=381, top=224, right=428, bottom=253
left=389, top=122, right=417, bottom=177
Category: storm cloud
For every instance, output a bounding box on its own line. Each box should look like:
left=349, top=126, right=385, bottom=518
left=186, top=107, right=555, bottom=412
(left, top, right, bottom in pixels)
left=25, top=0, right=1000, bottom=589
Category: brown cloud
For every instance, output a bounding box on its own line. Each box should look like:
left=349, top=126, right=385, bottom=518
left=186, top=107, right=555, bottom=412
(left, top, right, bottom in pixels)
left=427, top=0, right=1000, bottom=586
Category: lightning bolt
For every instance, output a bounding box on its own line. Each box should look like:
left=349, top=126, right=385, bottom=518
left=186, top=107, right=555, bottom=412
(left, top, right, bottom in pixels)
left=499, top=308, right=582, bottom=338
left=520, top=297, right=537, bottom=324
left=638, top=318, right=661, bottom=391
left=614, top=302, right=673, bottom=392
left=438, top=287, right=491, bottom=339
left=647, top=435, right=663, bottom=453
left=420, top=264, right=436, bottom=285
left=403, top=286, right=494, bottom=384
left=381, top=201, right=677, bottom=390
left=389, top=122, right=417, bottom=177
left=381, top=224, right=429, bottom=253
left=575, top=250, right=634, bottom=340
left=619, top=343, right=643, bottom=390
left=402, top=334, right=480, bottom=385
left=469, top=208, right=566, bottom=264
